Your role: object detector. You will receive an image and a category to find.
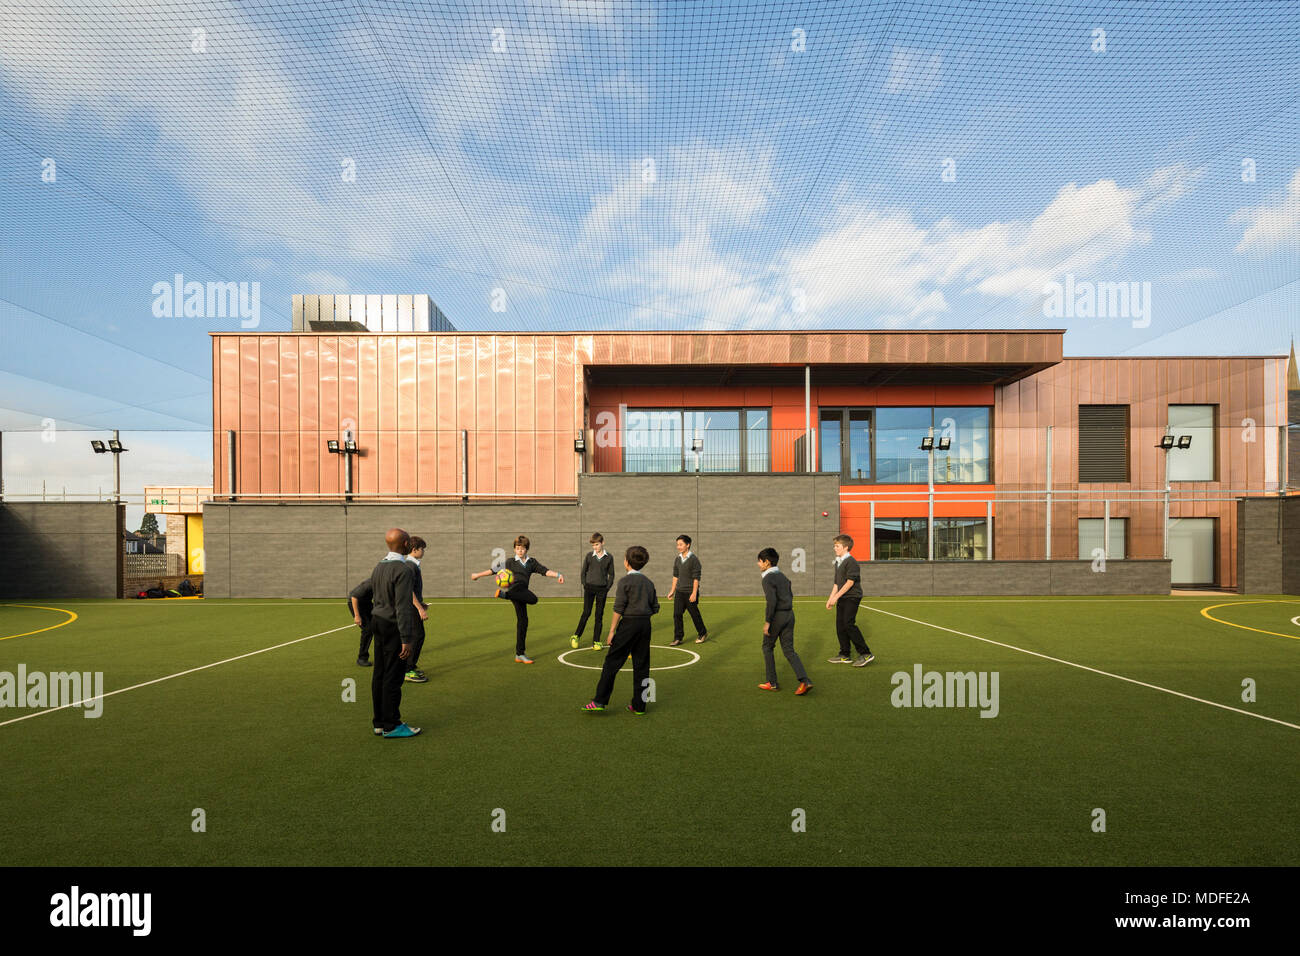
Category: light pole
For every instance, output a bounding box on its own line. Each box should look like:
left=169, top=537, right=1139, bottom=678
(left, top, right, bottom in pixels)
left=90, top=430, right=128, bottom=502
left=327, top=433, right=361, bottom=501
left=1156, top=433, right=1193, bottom=559
left=919, top=431, right=951, bottom=560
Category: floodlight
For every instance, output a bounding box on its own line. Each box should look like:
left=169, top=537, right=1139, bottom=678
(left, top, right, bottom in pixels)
left=326, top=440, right=340, bottom=453
left=937, top=437, right=952, bottom=450
left=919, top=437, right=934, bottom=450
left=90, top=440, right=106, bottom=453
left=107, top=439, right=123, bottom=452
left=1177, top=435, right=1192, bottom=449
left=573, top=437, right=586, bottom=453
left=691, top=438, right=704, bottom=452
left=1158, top=435, right=1175, bottom=450
left=343, top=440, right=357, bottom=452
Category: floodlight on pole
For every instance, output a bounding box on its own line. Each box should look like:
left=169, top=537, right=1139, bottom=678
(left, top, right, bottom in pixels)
left=919, top=437, right=934, bottom=451
left=1177, top=435, right=1192, bottom=449
left=937, top=437, right=952, bottom=451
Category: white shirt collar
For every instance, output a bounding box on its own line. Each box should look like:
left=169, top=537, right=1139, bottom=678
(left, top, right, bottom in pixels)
left=762, top=566, right=779, bottom=577
left=593, top=549, right=605, bottom=558
left=835, top=553, right=848, bottom=564
left=407, top=555, right=421, bottom=567
left=680, top=550, right=692, bottom=561
left=384, top=551, right=406, bottom=562
left=627, top=568, right=642, bottom=575
left=516, top=555, right=530, bottom=565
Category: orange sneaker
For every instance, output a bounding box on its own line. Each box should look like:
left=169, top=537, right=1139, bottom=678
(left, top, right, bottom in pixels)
left=758, top=682, right=779, bottom=691
left=795, top=682, right=812, bottom=696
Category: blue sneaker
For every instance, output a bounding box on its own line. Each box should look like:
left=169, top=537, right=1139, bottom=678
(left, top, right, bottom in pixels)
left=382, top=723, right=422, bottom=738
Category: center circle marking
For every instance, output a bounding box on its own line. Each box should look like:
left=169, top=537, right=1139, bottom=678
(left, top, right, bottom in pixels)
left=556, top=643, right=701, bottom=671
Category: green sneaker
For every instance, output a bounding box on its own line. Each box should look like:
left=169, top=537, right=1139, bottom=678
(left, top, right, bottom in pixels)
left=581, top=702, right=605, bottom=712
left=404, top=669, right=428, bottom=683
left=570, top=635, right=579, bottom=649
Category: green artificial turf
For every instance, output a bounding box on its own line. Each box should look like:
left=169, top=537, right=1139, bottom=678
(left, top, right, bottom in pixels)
left=1, top=594, right=1297, bottom=866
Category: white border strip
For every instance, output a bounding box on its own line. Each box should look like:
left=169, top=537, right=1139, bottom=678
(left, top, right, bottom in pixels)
left=864, top=605, right=1300, bottom=732
left=0, top=624, right=353, bottom=728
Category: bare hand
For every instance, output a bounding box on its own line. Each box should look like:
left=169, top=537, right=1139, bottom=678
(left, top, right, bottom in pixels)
left=557, top=574, right=565, bottom=585
left=418, top=608, right=428, bottom=621
left=762, top=622, right=770, bottom=636
left=354, top=615, right=363, bottom=627
left=399, top=643, right=412, bottom=660
left=689, top=593, right=698, bottom=603
left=826, top=598, right=836, bottom=609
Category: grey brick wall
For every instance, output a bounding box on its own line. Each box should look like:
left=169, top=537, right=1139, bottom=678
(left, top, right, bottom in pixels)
left=1237, top=497, right=1299, bottom=595
left=203, top=480, right=1170, bottom=599
left=203, top=474, right=839, bottom=598
left=0, top=502, right=123, bottom=598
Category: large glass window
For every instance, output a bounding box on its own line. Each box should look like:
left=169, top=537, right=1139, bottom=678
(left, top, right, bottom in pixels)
left=933, top=407, right=991, bottom=483
left=623, top=407, right=768, bottom=473
left=624, top=409, right=681, bottom=473
left=935, top=518, right=988, bottom=560
left=1077, top=518, right=1127, bottom=559
left=875, top=408, right=932, bottom=483
left=874, top=518, right=929, bottom=560
left=684, top=409, right=740, bottom=472
left=1167, top=405, right=1215, bottom=481
left=847, top=410, right=872, bottom=480
left=819, top=410, right=841, bottom=474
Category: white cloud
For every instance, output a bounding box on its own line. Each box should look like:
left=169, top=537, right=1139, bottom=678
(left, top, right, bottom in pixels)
left=301, top=271, right=350, bottom=294
left=1233, top=168, right=1300, bottom=252
left=885, top=47, right=943, bottom=98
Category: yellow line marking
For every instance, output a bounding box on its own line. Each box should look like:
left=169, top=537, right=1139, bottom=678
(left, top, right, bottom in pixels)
left=1200, top=601, right=1300, bottom=641
left=0, top=604, right=79, bottom=641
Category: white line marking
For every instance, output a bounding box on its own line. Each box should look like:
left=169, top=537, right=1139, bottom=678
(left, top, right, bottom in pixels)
left=0, top=624, right=354, bottom=728
left=556, top=644, right=701, bottom=672
left=1292, top=616, right=1300, bottom=628
left=863, top=605, right=1300, bottom=732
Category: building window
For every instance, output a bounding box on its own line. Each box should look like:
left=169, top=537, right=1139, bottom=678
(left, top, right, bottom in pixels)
left=874, top=408, right=932, bottom=483
left=1167, top=405, right=1215, bottom=481
left=684, top=409, right=740, bottom=472
left=934, top=407, right=992, bottom=483
left=623, top=407, right=769, bottom=473
left=874, top=518, right=929, bottom=560
left=1078, top=405, right=1130, bottom=482
left=1077, top=518, right=1127, bottom=559
left=935, top=518, right=989, bottom=560
left=818, top=409, right=872, bottom=479
left=745, top=409, right=770, bottom=472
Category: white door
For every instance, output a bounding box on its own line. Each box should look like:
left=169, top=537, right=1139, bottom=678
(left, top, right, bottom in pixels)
left=1169, top=518, right=1216, bottom=585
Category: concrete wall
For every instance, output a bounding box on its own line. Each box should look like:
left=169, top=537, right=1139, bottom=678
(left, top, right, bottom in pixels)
left=0, top=502, right=123, bottom=598
left=870, top=559, right=1170, bottom=596
left=202, top=475, right=1169, bottom=598
left=1237, top=497, right=1300, bottom=595
left=203, top=474, right=841, bottom=598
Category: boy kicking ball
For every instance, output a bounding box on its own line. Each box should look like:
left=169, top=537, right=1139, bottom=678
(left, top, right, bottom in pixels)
left=582, top=545, right=659, bottom=715
left=756, top=548, right=812, bottom=695
left=470, top=535, right=563, bottom=664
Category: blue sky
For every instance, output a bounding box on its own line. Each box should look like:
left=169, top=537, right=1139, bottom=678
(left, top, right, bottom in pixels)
left=0, top=0, right=1297, bottom=514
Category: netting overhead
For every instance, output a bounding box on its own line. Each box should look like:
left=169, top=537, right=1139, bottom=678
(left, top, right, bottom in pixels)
left=1, top=0, right=1297, bottom=430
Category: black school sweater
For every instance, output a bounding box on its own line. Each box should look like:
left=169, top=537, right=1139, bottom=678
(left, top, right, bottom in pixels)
left=581, top=551, right=615, bottom=588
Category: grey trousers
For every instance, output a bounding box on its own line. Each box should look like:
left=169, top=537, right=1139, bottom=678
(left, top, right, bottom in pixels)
left=762, top=611, right=809, bottom=685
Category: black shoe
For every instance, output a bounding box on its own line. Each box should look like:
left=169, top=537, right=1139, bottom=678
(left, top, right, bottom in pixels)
left=357, top=657, right=372, bottom=667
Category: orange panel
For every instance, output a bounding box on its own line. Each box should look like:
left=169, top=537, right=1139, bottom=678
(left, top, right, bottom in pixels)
left=299, top=338, right=319, bottom=493
left=279, top=340, right=299, bottom=496
left=356, top=337, right=379, bottom=493
left=534, top=337, right=555, bottom=494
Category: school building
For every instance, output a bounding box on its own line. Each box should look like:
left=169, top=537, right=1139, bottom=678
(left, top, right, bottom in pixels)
left=198, top=295, right=1298, bottom=598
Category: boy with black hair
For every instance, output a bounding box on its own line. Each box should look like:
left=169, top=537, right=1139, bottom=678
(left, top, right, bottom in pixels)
left=570, top=532, right=615, bottom=650
left=757, top=547, right=811, bottom=694
left=347, top=578, right=375, bottom=667
left=470, top=535, right=564, bottom=663
left=668, top=534, right=707, bottom=646
left=582, top=545, right=659, bottom=714
left=404, top=536, right=430, bottom=683
left=827, top=534, right=874, bottom=667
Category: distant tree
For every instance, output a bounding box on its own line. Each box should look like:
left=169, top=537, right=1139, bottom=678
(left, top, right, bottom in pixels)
left=139, top=513, right=160, bottom=537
